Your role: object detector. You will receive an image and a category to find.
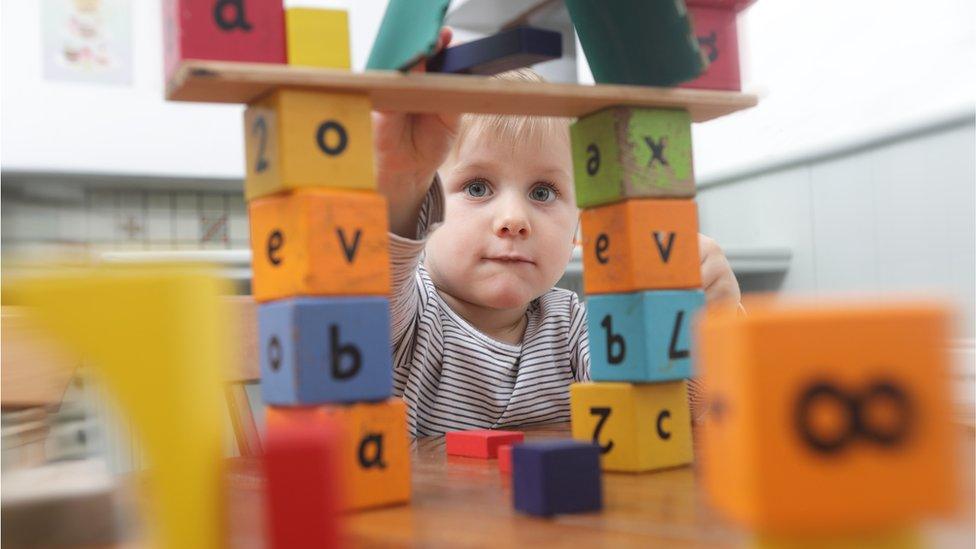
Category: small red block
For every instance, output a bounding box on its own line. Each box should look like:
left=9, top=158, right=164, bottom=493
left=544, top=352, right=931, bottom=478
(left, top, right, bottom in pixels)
left=263, top=409, right=342, bottom=548
left=445, top=429, right=524, bottom=459
left=498, top=445, right=514, bottom=474
left=680, top=5, right=741, bottom=91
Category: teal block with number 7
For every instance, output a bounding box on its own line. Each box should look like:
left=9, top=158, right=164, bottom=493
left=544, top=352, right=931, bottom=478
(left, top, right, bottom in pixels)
left=570, top=107, right=694, bottom=208
left=586, top=290, right=704, bottom=382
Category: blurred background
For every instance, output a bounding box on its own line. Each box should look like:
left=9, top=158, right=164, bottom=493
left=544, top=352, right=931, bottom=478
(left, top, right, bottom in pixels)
left=1, top=0, right=973, bottom=485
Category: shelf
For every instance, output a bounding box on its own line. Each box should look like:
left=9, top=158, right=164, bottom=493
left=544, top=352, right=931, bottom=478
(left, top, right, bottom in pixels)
left=166, top=61, right=758, bottom=122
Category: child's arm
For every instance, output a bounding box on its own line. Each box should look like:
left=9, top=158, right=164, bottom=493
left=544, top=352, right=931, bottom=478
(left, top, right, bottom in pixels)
left=373, top=27, right=459, bottom=239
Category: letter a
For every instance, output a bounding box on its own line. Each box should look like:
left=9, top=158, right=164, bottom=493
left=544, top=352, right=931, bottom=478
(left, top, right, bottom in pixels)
left=213, top=0, right=254, bottom=31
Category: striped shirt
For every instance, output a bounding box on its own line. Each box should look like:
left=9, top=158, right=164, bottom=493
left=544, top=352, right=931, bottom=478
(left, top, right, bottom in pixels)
left=389, top=182, right=591, bottom=436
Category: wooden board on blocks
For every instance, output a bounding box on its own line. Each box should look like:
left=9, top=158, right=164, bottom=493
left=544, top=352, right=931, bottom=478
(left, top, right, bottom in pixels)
left=166, top=61, right=758, bottom=122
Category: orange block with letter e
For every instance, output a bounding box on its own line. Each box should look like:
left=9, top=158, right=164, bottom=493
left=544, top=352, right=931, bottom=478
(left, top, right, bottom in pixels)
left=580, top=199, right=701, bottom=294
left=695, top=298, right=957, bottom=535
left=248, top=188, right=391, bottom=302
left=266, top=398, right=411, bottom=512
left=243, top=89, right=374, bottom=200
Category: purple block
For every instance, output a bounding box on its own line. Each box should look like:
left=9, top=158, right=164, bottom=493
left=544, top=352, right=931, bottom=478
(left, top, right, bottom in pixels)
left=512, top=440, right=603, bottom=516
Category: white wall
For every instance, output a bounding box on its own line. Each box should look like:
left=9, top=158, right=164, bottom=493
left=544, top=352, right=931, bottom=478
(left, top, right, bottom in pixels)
left=0, top=0, right=391, bottom=178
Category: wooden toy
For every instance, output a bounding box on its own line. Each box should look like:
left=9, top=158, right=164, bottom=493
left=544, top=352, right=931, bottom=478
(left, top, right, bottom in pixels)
left=259, top=296, right=393, bottom=405
left=564, top=0, right=705, bottom=86
left=681, top=5, right=741, bottom=91
left=580, top=198, right=701, bottom=293
left=570, top=382, right=693, bottom=472
left=243, top=89, right=374, bottom=200
left=10, top=264, right=228, bottom=548
left=586, top=290, right=704, bottom=382
left=512, top=440, right=603, bottom=516
left=163, top=0, right=285, bottom=79
left=426, top=26, right=562, bottom=75
left=571, top=107, right=694, bottom=207
left=266, top=398, right=411, bottom=511
left=264, top=409, right=341, bottom=548
left=445, top=430, right=525, bottom=459
left=696, top=299, right=956, bottom=534
left=285, top=8, right=351, bottom=69
left=248, top=188, right=391, bottom=302
left=498, top=444, right=514, bottom=474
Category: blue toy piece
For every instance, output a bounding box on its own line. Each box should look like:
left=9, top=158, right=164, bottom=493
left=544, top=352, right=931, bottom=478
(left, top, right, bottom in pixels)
left=586, top=290, right=704, bottom=382
left=512, top=440, right=603, bottom=517
left=425, top=26, right=562, bottom=75
left=259, top=296, right=393, bottom=405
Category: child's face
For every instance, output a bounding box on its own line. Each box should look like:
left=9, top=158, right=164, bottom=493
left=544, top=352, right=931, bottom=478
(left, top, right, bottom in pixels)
left=425, top=124, right=578, bottom=311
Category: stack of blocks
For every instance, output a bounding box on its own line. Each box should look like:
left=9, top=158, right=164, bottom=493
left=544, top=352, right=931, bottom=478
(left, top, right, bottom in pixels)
left=567, top=106, right=701, bottom=472
left=163, top=0, right=411, bottom=542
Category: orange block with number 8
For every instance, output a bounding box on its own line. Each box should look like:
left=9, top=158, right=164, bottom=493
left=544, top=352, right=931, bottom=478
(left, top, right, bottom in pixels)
left=580, top=199, right=701, bottom=294
left=243, top=89, right=375, bottom=201
left=248, top=189, right=390, bottom=302
left=266, top=398, right=411, bottom=512
left=695, top=298, right=957, bottom=535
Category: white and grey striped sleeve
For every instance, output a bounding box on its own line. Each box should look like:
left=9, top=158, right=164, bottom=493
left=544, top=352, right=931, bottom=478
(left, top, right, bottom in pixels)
left=567, top=291, right=592, bottom=382
left=387, top=177, right=445, bottom=348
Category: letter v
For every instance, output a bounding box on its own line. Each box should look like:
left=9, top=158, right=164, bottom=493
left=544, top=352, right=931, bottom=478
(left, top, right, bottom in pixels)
left=336, top=228, right=362, bottom=263
left=653, top=231, right=675, bottom=262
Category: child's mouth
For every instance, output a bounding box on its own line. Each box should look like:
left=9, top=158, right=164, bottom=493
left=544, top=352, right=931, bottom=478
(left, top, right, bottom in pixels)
left=484, top=254, right=535, bottom=265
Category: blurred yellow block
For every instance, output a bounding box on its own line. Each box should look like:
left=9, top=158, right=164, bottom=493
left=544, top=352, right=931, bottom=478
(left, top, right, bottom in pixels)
left=243, top=89, right=374, bottom=200
left=570, top=381, right=692, bottom=472
left=9, top=264, right=228, bottom=549
left=696, top=298, right=956, bottom=535
left=266, top=398, right=411, bottom=511
left=286, top=8, right=351, bottom=69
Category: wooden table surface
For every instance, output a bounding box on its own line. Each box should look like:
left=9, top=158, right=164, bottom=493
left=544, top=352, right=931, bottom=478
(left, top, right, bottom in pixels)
left=221, top=423, right=976, bottom=548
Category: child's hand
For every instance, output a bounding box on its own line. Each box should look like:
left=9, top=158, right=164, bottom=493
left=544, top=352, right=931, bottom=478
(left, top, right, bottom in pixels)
left=373, top=27, right=461, bottom=237
left=699, top=234, right=741, bottom=307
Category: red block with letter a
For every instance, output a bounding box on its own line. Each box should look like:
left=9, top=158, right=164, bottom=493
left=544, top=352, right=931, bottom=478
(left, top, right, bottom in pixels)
left=263, top=409, right=342, bottom=549
left=681, top=5, right=741, bottom=91
left=163, top=0, right=286, bottom=79
left=446, top=430, right=524, bottom=459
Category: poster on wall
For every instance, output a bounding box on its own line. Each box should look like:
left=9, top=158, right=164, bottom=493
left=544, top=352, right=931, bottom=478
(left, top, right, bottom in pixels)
left=42, top=0, right=133, bottom=85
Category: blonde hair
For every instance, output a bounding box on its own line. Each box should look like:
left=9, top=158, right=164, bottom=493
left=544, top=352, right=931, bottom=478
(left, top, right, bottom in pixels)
left=451, top=68, right=570, bottom=158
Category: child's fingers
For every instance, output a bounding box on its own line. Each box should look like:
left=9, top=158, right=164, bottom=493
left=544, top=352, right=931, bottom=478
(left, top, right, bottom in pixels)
left=406, top=26, right=453, bottom=74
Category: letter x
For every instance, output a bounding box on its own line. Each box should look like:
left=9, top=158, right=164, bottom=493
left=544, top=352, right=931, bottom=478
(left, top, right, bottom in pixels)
left=645, top=136, right=668, bottom=167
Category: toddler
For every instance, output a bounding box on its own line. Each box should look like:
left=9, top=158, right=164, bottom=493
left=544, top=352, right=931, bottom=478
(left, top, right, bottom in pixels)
left=373, top=29, right=740, bottom=436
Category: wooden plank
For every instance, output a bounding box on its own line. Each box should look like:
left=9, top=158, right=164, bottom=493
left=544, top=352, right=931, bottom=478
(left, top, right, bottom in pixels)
left=166, top=61, right=758, bottom=122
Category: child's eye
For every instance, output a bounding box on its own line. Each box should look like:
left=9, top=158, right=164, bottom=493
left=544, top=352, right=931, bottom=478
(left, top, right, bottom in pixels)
left=529, top=183, right=559, bottom=203
left=463, top=180, right=491, bottom=198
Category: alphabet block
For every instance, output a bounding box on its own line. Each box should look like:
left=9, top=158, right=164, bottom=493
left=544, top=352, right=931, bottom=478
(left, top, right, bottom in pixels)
left=580, top=199, right=701, bottom=294
left=285, top=8, right=351, bottom=69
left=243, top=89, right=374, bottom=200
left=512, top=440, right=603, bottom=516
left=570, top=381, right=693, bottom=472
left=266, top=398, right=411, bottom=511
left=570, top=107, right=694, bottom=208
left=445, top=430, right=524, bottom=459
left=264, top=410, right=341, bottom=548
left=248, top=189, right=390, bottom=302
left=259, top=297, right=392, bottom=405
left=681, top=5, right=741, bottom=91
left=587, top=290, right=704, bottom=382
left=696, top=300, right=956, bottom=534
left=163, top=0, right=286, bottom=79
left=498, top=444, right=514, bottom=474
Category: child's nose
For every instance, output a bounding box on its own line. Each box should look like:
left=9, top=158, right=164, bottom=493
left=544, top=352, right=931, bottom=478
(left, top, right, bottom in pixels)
left=493, top=199, right=531, bottom=238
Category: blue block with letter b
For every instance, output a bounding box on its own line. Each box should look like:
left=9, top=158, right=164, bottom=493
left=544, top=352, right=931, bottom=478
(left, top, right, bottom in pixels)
left=586, top=290, right=704, bottom=382
left=259, top=296, right=393, bottom=405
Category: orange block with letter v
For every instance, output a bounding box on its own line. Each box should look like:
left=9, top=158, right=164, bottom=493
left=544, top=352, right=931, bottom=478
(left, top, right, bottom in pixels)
left=266, top=398, right=410, bottom=512
left=695, top=298, right=957, bottom=535
left=580, top=198, right=701, bottom=294
left=248, top=188, right=391, bottom=302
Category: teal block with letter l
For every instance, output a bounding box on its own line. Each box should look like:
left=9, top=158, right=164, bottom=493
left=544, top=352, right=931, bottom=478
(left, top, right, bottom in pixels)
left=586, top=290, right=704, bottom=382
